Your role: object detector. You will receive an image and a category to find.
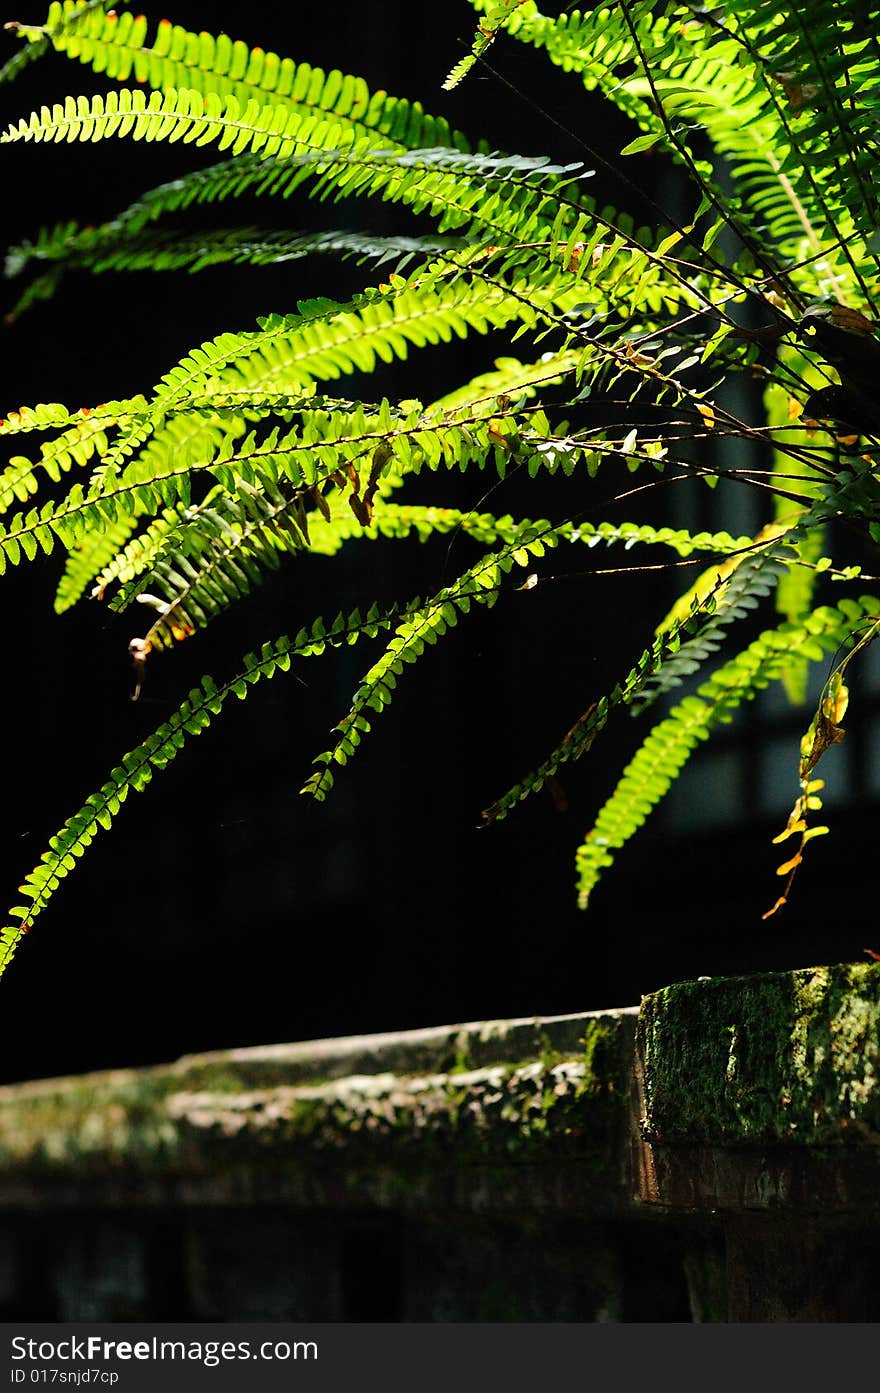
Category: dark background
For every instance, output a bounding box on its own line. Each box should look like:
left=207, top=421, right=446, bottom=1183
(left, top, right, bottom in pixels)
left=0, top=1, right=872, bottom=1087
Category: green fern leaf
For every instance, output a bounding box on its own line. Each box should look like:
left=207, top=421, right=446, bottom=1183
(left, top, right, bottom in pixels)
left=575, top=593, right=880, bottom=907
left=0, top=604, right=413, bottom=975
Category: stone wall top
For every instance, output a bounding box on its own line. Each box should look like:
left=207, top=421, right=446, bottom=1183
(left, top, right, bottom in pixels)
left=638, top=961, right=880, bottom=1147
left=1, top=962, right=878, bottom=1219
left=0, top=1008, right=637, bottom=1213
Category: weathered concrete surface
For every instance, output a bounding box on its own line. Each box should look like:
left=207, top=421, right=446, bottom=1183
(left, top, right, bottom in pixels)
left=1, top=967, right=879, bottom=1319
left=0, top=1009, right=637, bottom=1212
left=634, top=962, right=880, bottom=1218
left=638, top=961, right=880, bottom=1146
left=631, top=963, right=880, bottom=1318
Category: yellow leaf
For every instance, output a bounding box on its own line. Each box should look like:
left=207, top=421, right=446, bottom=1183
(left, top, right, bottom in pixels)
left=822, top=672, right=849, bottom=724
left=772, top=819, right=806, bottom=844
left=776, top=852, right=803, bottom=876
left=762, top=895, right=788, bottom=920
left=802, top=825, right=829, bottom=843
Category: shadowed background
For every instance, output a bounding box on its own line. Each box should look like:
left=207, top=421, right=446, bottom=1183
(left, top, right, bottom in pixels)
left=0, top=1, right=873, bottom=1086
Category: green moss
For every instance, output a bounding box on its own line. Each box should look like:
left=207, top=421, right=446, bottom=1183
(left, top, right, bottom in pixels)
left=0, top=1011, right=636, bottom=1191
left=445, top=1034, right=474, bottom=1076
left=639, top=962, right=880, bottom=1144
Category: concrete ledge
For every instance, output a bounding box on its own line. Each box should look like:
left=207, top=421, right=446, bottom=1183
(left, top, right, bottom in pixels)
left=2, top=964, right=878, bottom=1218
left=634, top=962, right=880, bottom=1217
left=638, top=961, right=880, bottom=1146
left=0, top=1008, right=637, bottom=1212
left=1, top=966, right=879, bottom=1319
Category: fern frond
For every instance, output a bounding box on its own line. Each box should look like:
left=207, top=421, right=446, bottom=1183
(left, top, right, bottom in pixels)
left=0, top=28, right=50, bottom=88
left=5, top=0, right=878, bottom=966
left=108, top=479, right=315, bottom=655
left=54, top=515, right=138, bottom=613
left=429, top=349, right=582, bottom=415
left=0, top=394, right=260, bottom=527
left=0, top=0, right=125, bottom=87
left=302, top=525, right=555, bottom=801
left=3, top=87, right=586, bottom=270
left=632, top=535, right=793, bottom=714
left=218, top=273, right=543, bottom=397
left=724, top=0, right=880, bottom=292
left=0, top=395, right=586, bottom=574
left=36, top=0, right=471, bottom=151
left=304, top=506, right=757, bottom=803
left=6, top=226, right=467, bottom=301
left=443, top=0, right=530, bottom=90
left=1, top=96, right=585, bottom=248
left=494, top=0, right=877, bottom=300
left=763, top=340, right=836, bottom=700
left=103, top=491, right=752, bottom=668
left=7, top=143, right=569, bottom=279
left=0, top=400, right=137, bottom=513
left=575, top=594, right=880, bottom=907
left=0, top=415, right=305, bottom=570
left=89, top=504, right=186, bottom=592
left=58, top=420, right=271, bottom=621
left=1, top=84, right=369, bottom=158
left=5, top=102, right=702, bottom=337
left=6, top=261, right=593, bottom=501
left=0, top=605, right=407, bottom=977
left=332, top=504, right=755, bottom=559
left=480, top=569, right=778, bottom=827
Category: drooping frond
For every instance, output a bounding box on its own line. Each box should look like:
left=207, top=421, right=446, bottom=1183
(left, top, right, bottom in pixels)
left=55, top=515, right=138, bottom=613
left=121, top=482, right=764, bottom=695
left=5, top=226, right=467, bottom=314
left=0, top=389, right=618, bottom=578
left=483, top=0, right=880, bottom=302
left=0, top=28, right=50, bottom=88
left=3, top=80, right=714, bottom=338
left=293, top=512, right=763, bottom=812
left=302, top=527, right=556, bottom=801
left=8, top=272, right=502, bottom=505
left=107, top=477, right=314, bottom=655
left=0, top=604, right=408, bottom=978
left=363, top=507, right=755, bottom=561
left=574, top=594, right=880, bottom=907
left=479, top=563, right=795, bottom=827
left=0, top=98, right=582, bottom=245
left=4, top=0, right=880, bottom=977
left=631, top=532, right=794, bottom=715
left=85, top=488, right=754, bottom=681
left=1, top=405, right=251, bottom=584
left=764, top=340, right=836, bottom=701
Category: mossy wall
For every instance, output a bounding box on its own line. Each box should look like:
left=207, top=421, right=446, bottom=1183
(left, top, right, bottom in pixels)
left=0, top=966, right=878, bottom=1320
left=638, top=961, right=880, bottom=1145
